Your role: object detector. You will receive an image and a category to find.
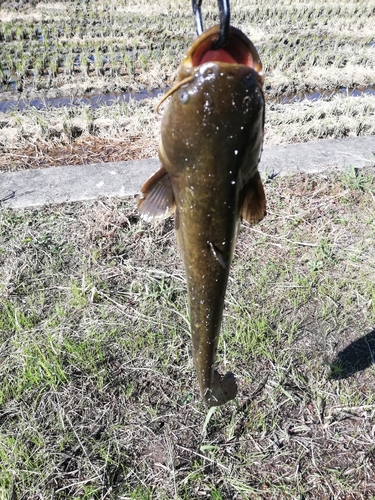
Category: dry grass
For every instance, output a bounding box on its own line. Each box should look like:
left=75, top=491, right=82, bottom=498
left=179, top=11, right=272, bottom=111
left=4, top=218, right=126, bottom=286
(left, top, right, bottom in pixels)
left=266, top=94, right=375, bottom=145
left=0, top=135, right=155, bottom=170
left=1, top=92, right=375, bottom=171
left=0, top=97, right=160, bottom=170
left=1, top=169, right=375, bottom=498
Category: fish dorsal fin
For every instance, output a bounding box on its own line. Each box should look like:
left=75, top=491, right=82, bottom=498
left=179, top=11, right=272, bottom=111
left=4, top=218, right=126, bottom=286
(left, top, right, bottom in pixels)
left=137, top=166, right=176, bottom=223
left=241, top=172, right=266, bottom=225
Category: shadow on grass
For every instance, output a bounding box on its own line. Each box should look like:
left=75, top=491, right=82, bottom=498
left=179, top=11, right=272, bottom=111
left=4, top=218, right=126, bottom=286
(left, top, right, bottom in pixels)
left=329, top=329, right=375, bottom=379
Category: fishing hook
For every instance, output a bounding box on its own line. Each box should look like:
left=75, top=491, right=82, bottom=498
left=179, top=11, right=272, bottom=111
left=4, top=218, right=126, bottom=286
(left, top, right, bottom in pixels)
left=192, top=0, right=204, bottom=36
left=191, top=0, right=230, bottom=49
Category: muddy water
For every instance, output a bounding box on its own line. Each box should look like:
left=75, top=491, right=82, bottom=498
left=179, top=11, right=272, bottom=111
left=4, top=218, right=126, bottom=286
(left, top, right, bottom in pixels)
left=0, top=86, right=374, bottom=114
left=0, top=88, right=166, bottom=113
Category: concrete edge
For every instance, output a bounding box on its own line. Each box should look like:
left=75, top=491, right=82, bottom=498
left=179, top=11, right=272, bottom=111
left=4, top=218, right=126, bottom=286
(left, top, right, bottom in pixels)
left=1, top=136, right=374, bottom=209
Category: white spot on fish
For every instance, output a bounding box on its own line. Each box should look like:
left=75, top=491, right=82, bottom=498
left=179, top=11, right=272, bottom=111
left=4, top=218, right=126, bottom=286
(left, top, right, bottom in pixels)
left=234, top=150, right=238, bottom=155
left=231, top=180, right=236, bottom=184
left=208, top=241, right=226, bottom=269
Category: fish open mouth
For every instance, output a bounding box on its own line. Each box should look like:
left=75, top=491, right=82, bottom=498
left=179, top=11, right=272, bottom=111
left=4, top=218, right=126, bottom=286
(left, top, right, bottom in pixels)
left=189, top=25, right=262, bottom=73
left=192, top=35, right=253, bottom=66
left=155, top=25, right=264, bottom=114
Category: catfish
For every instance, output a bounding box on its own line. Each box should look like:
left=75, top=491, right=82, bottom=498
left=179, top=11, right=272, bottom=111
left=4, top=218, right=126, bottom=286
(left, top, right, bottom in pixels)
left=138, top=25, right=266, bottom=406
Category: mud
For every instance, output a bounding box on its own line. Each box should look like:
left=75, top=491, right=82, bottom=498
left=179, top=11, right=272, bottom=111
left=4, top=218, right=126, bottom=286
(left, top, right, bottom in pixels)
left=1, top=85, right=374, bottom=114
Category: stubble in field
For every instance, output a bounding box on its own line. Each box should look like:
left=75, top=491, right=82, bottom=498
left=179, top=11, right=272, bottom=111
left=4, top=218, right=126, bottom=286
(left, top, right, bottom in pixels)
left=0, top=0, right=374, bottom=171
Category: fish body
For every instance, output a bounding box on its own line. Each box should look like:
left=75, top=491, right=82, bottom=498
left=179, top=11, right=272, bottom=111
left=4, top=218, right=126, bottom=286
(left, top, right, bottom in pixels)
left=138, top=25, right=266, bottom=406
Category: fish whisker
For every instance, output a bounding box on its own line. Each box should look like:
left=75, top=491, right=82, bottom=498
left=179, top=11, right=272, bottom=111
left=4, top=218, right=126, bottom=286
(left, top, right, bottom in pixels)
left=156, top=76, right=195, bottom=114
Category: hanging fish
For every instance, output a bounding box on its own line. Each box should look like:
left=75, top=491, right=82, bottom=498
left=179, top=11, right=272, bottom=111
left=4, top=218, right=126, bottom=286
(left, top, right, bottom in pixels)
left=138, top=25, right=266, bottom=406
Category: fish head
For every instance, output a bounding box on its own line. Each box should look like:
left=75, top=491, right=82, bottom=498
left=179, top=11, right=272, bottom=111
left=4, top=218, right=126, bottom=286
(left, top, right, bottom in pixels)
left=159, top=25, right=265, bottom=185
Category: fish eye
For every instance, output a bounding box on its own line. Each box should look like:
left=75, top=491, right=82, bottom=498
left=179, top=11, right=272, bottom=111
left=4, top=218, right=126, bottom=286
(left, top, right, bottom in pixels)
left=180, top=92, right=189, bottom=103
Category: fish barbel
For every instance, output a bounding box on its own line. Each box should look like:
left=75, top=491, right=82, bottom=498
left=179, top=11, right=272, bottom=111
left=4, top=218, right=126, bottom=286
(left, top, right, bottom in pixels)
left=138, top=25, right=266, bottom=406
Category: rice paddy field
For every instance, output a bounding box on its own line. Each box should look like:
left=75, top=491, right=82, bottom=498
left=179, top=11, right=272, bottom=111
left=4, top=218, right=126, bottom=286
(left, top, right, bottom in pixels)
left=0, top=0, right=374, bottom=170
left=1, top=1, right=375, bottom=499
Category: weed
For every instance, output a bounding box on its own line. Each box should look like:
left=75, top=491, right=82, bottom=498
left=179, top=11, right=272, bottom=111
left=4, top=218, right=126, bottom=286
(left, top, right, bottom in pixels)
left=341, top=164, right=374, bottom=191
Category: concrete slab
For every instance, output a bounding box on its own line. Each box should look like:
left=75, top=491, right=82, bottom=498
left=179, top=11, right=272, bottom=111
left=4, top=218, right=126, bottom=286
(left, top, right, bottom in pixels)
left=1, top=136, right=374, bottom=209
left=0, top=158, right=158, bottom=209
left=261, top=136, right=375, bottom=177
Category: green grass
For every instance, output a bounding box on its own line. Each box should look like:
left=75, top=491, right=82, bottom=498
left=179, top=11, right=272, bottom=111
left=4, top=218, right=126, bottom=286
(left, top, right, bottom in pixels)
left=1, top=170, right=375, bottom=498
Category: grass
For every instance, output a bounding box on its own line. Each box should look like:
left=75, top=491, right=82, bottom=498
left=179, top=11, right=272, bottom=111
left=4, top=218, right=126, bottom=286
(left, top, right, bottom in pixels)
left=0, top=96, right=161, bottom=170
left=1, top=91, right=375, bottom=171
left=1, top=169, right=375, bottom=498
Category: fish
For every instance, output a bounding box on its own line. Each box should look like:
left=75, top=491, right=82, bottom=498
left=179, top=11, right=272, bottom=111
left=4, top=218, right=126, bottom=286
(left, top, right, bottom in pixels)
left=138, top=24, right=266, bottom=406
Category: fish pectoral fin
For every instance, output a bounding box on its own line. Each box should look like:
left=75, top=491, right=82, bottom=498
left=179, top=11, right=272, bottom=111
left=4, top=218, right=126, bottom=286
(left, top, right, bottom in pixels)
left=240, top=172, right=266, bottom=225
left=137, top=166, right=176, bottom=223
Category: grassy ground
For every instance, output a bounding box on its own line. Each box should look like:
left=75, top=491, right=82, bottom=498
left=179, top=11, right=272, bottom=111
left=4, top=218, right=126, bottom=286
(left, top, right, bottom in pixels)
left=1, top=168, right=375, bottom=498
left=0, top=0, right=374, bottom=170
